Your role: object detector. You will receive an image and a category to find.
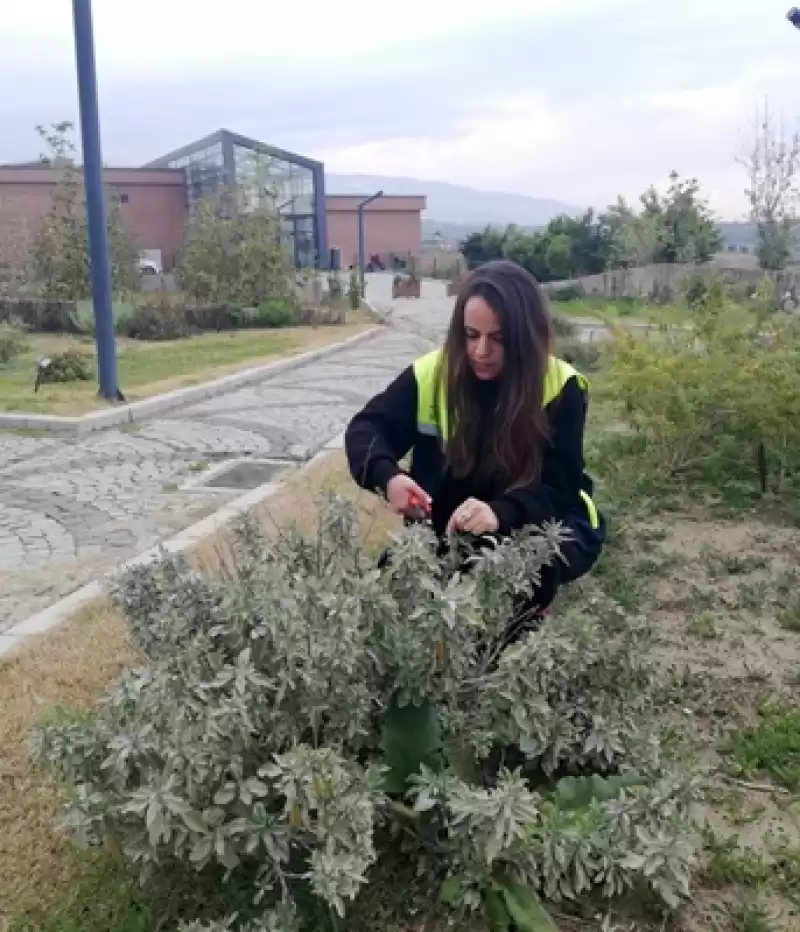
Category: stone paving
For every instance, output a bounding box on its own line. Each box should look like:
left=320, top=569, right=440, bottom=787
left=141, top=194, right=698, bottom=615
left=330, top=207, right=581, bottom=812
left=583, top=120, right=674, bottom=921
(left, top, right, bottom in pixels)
left=0, top=300, right=449, bottom=631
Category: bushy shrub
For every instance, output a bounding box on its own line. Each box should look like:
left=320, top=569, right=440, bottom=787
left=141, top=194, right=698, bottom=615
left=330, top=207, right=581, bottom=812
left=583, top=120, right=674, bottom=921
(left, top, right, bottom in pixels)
left=684, top=273, right=708, bottom=310
left=119, top=294, right=193, bottom=341
left=552, top=315, right=577, bottom=338
left=605, top=284, right=800, bottom=494
left=191, top=304, right=247, bottom=332
left=36, top=348, right=92, bottom=384
left=326, top=273, right=344, bottom=302
left=349, top=268, right=362, bottom=310
left=0, top=298, right=82, bottom=333
left=34, top=499, right=695, bottom=932
left=548, top=283, right=586, bottom=302
left=0, top=326, right=28, bottom=366
left=256, top=298, right=296, bottom=328
left=559, top=337, right=603, bottom=372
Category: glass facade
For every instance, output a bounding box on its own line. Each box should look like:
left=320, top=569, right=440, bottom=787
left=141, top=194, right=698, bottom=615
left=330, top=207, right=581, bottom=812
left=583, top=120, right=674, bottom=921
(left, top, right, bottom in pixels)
left=145, top=131, right=327, bottom=268
left=167, top=141, right=227, bottom=203
left=233, top=143, right=316, bottom=267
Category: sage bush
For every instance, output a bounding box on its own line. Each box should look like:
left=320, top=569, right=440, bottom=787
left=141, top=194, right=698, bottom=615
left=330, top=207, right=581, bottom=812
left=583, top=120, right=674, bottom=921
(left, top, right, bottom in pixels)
left=34, top=499, right=695, bottom=931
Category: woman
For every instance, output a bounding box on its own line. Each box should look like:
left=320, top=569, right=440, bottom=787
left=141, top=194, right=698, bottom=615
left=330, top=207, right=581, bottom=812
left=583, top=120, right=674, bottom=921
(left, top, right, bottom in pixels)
left=345, top=259, right=605, bottom=624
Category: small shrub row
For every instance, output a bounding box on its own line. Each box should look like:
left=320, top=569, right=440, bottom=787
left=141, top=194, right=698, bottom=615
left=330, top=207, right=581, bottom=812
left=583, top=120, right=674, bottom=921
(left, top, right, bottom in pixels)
left=0, top=293, right=344, bottom=343
left=116, top=294, right=301, bottom=341
left=0, top=326, right=28, bottom=366
left=0, top=298, right=84, bottom=334
left=36, top=349, right=93, bottom=387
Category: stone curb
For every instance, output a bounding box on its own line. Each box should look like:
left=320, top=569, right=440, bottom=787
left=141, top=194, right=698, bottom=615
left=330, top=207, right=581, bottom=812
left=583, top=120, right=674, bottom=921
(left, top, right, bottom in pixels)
left=0, top=328, right=381, bottom=436
left=0, top=432, right=347, bottom=661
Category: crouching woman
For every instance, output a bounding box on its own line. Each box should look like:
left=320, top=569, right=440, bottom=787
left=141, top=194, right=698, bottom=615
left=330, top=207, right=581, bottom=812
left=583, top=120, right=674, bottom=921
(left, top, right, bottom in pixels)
left=344, top=259, right=605, bottom=622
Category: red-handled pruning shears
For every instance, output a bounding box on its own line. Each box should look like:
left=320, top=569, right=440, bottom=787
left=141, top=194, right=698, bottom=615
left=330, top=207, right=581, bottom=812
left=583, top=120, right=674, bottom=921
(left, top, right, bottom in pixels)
left=407, top=490, right=432, bottom=523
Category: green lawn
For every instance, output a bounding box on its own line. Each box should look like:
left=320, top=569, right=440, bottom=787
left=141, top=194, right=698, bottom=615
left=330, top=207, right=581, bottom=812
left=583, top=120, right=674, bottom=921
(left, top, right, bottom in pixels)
left=0, top=321, right=371, bottom=416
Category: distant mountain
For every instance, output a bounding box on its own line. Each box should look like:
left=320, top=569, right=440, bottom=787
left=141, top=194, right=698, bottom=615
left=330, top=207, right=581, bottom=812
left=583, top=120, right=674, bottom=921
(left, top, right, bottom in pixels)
left=324, top=173, right=582, bottom=227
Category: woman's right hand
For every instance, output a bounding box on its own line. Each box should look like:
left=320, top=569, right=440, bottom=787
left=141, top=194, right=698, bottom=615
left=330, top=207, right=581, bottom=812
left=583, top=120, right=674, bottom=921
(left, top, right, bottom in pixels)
left=385, top=475, right=432, bottom=518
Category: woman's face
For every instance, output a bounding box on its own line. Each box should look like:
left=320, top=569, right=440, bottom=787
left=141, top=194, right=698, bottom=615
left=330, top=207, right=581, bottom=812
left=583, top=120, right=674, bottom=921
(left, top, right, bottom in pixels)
left=463, top=296, right=504, bottom=381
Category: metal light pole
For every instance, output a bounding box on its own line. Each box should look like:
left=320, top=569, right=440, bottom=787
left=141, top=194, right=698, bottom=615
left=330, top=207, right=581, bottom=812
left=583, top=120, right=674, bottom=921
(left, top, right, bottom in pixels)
left=357, top=190, right=383, bottom=297
left=72, top=0, right=119, bottom=401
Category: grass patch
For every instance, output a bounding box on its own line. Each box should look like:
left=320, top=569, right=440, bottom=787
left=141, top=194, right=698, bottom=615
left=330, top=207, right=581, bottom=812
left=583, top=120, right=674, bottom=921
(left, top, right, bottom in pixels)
left=721, top=704, right=800, bottom=792
left=0, top=452, right=399, bottom=930
left=550, top=296, right=655, bottom=321
left=687, top=612, right=720, bottom=640
left=0, top=319, right=372, bottom=416
left=777, top=602, right=800, bottom=632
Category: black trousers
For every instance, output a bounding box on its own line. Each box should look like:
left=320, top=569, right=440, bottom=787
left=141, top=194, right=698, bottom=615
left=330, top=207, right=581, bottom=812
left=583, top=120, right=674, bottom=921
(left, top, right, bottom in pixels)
left=379, top=512, right=607, bottom=645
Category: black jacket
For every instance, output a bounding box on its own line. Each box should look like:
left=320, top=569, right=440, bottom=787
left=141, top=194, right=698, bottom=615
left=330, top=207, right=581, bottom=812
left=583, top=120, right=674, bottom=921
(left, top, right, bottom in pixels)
left=345, top=364, right=596, bottom=539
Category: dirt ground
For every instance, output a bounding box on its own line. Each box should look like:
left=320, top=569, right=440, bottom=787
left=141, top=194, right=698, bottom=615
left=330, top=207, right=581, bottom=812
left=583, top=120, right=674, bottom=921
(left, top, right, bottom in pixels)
left=578, top=510, right=800, bottom=932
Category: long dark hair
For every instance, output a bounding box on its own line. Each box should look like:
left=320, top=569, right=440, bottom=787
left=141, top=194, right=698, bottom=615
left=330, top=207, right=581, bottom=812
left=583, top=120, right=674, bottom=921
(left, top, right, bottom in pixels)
left=438, top=259, right=554, bottom=489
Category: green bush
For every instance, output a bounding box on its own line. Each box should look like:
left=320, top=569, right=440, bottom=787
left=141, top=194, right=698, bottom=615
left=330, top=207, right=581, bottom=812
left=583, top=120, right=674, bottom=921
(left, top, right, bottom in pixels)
left=548, top=283, right=586, bottom=302
left=35, top=499, right=694, bottom=932
left=604, top=285, right=800, bottom=496
left=192, top=304, right=247, bottom=332
left=255, top=298, right=296, bottom=328
left=559, top=337, right=603, bottom=372
left=0, top=327, right=28, bottom=366
left=684, top=274, right=708, bottom=310
left=0, top=299, right=81, bottom=333
left=551, top=315, right=577, bottom=339
left=36, top=349, right=92, bottom=384
left=327, top=273, right=344, bottom=302
left=349, top=268, right=361, bottom=310
left=119, top=295, right=192, bottom=341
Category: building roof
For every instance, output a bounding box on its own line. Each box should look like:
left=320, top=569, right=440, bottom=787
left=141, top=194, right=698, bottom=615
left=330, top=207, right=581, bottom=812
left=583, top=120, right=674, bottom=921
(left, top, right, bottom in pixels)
left=142, top=129, right=324, bottom=173
left=0, top=165, right=184, bottom=185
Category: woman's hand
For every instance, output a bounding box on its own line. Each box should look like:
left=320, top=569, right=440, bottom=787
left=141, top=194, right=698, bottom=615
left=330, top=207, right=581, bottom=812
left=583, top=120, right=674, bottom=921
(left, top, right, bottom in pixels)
left=385, top=475, right=432, bottom=518
left=446, top=498, right=499, bottom=536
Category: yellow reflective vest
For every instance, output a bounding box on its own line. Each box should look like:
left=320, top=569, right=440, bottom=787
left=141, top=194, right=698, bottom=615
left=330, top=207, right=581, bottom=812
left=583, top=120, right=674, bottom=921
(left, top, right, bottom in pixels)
left=411, top=349, right=599, bottom=530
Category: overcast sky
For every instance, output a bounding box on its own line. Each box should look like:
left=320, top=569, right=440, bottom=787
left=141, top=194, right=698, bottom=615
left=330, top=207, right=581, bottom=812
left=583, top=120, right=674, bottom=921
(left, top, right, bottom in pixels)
left=2, top=1, right=799, bottom=218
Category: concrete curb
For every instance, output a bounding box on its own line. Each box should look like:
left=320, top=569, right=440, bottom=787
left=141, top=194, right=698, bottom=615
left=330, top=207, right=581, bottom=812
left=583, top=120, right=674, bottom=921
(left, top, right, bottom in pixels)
left=0, top=432, right=347, bottom=660
left=0, top=328, right=381, bottom=436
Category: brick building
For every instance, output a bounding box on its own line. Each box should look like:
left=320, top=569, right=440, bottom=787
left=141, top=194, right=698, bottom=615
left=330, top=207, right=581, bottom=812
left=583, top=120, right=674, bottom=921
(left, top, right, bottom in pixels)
left=0, top=130, right=425, bottom=272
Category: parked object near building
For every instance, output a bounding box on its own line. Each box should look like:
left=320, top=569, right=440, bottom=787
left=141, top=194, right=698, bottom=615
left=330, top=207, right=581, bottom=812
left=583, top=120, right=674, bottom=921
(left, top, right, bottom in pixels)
left=138, top=249, right=163, bottom=276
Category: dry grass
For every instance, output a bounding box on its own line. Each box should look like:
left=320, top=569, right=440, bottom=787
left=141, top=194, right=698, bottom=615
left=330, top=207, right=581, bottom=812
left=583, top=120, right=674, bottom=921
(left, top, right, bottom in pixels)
left=0, top=452, right=399, bottom=927
left=0, top=600, right=139, bottom=925
left=576, top=509, right=800, bottom=931
left=0, top=320, right=374, bottom=416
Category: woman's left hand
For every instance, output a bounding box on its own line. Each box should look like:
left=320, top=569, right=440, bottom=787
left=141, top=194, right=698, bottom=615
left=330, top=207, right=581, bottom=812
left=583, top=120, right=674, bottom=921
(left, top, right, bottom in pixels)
left=446, top=498, right=499, bottom=536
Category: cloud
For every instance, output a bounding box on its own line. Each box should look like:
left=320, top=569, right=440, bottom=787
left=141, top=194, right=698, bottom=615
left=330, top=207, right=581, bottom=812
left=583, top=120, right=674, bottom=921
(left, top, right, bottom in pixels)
left=1, top=0, right=799, bottom=218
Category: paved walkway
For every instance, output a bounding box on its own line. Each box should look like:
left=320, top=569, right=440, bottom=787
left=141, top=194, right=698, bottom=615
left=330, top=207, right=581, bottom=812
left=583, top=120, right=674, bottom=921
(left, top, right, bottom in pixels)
left=0, top=276, right=620, bottom=632
left=0, top=313, right=443, bottom=632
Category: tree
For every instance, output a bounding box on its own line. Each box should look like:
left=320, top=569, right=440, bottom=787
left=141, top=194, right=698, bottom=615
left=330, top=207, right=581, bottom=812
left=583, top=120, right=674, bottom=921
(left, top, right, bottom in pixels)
left=602, top=174, right=722, bottom=269
left=738, top=101, right=800, bottom=271
left=643, top=172, right=722, bottom=264
left=30, top=122, right=139, bottom=300
left=459, top=225, right=507, bottom=269
left=601, top=198, right=658, bottom=268
left=178, top=184, right=292, bottom=307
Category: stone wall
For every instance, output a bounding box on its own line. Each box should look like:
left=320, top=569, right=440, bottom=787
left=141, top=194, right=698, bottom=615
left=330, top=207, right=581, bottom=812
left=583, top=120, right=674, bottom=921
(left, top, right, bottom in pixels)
left=542, top=263, right=800, bottom=304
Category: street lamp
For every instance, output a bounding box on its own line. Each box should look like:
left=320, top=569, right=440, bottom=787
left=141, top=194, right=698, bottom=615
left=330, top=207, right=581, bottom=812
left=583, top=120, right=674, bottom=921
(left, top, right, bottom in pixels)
left=72, top=0, right=120, bottom=401
left=788, top=7, right=800, bottom=29
left=357, top=190, right=383, bottom=297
